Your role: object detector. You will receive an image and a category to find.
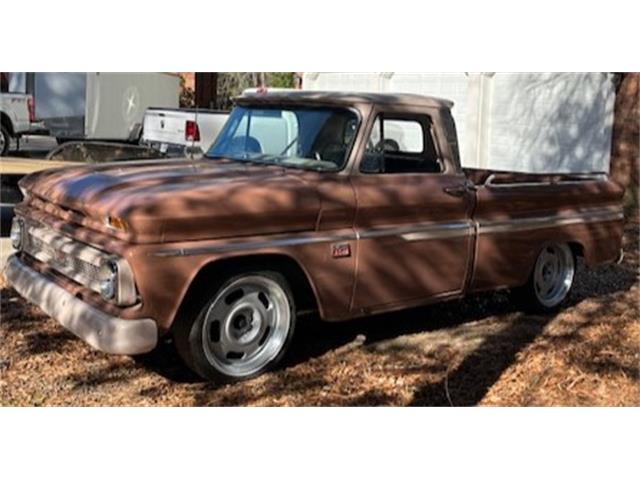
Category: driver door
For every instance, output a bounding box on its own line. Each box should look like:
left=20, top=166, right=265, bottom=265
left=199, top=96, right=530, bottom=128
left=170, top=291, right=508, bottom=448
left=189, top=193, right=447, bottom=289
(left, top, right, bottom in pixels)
left=350, top=108, right=474, bottom=313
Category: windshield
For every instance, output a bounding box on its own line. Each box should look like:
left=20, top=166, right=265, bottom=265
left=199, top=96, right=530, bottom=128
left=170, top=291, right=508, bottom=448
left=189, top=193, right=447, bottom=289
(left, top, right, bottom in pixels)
left=206, top=106, right=359, bottom=172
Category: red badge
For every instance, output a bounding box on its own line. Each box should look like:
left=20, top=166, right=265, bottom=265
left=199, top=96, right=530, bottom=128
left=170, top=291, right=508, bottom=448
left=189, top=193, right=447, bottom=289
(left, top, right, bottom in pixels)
left=332, top=243, right=351, bottom=258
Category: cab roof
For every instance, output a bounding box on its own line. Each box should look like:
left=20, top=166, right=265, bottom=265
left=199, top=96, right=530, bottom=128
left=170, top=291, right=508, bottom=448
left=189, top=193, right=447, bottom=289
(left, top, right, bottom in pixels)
left=236, top=89, right=454, bottom=109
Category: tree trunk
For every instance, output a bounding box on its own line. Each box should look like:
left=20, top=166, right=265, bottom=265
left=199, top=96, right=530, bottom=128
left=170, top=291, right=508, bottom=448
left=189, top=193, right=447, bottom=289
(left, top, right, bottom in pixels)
left=253, top=72, right=266, bottom=88
left=610, top=73, right=639, bottom=196
left=195, top=72, right=218, bottom=109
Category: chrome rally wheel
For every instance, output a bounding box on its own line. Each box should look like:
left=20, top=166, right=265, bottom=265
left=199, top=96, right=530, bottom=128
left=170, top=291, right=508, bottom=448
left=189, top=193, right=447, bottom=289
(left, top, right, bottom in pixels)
left=514, top=242, right=576, bottom=312
left=202, top=275, right=292, bottom=378
left=175, top=271, right=296, bottom=382
left=532, top=243, right=575, bottom=308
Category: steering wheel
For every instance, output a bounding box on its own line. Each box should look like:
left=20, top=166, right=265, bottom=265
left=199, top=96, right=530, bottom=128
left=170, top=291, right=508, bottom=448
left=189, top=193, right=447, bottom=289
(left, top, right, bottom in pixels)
left=314, top=142, right=346, bottom=164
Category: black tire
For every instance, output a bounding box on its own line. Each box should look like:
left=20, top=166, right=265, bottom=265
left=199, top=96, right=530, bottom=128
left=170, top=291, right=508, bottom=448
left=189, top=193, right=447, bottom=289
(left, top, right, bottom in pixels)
left=174, top=269, right=297, bottom=383
left=512, top=243, right=576, bottom=314
left=0, top=125, right=10, bottom=156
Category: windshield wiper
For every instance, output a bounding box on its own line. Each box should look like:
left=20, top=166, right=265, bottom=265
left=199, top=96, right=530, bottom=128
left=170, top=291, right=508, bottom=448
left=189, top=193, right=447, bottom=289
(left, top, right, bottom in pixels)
left=279, top=136, right=299, bottom=156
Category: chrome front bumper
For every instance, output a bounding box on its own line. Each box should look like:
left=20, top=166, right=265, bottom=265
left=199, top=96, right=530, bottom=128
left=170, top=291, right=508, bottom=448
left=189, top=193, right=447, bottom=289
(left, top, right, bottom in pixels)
left=3, top=255, right=158, bottom=355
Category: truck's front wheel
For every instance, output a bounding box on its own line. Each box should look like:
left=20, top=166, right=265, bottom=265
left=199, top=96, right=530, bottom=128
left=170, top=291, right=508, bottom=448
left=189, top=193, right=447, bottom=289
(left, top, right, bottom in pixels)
left=0, top=125, right=10, bottom=156
left=174, top=270, right=296, bottom=382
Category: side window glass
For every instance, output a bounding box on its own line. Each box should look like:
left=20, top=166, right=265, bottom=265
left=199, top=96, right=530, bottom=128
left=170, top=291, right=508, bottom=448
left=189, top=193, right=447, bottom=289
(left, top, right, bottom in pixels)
left=384, top=120, right=423, bottom=153
left=360, top=114, right=442, bottom=174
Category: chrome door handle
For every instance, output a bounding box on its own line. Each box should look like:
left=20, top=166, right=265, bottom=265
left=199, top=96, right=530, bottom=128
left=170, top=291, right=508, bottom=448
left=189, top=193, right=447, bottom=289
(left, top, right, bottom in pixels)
left=443, top=185, right=468, bottom=197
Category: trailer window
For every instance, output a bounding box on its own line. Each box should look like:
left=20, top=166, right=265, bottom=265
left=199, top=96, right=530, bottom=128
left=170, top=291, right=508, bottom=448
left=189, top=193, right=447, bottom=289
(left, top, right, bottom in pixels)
left=361, top=114, right=442, bottom=174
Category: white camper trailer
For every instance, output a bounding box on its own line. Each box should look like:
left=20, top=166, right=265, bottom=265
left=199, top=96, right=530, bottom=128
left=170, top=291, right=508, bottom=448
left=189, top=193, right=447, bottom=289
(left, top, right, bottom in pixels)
left=302, top=73, right=616, bottom=174
left=10, top=72, right=180, bottom=142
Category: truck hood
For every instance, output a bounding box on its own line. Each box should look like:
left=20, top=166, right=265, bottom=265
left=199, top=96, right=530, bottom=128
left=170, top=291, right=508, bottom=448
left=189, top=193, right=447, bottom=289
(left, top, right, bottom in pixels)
left=19, top=158, right=321, bottom=243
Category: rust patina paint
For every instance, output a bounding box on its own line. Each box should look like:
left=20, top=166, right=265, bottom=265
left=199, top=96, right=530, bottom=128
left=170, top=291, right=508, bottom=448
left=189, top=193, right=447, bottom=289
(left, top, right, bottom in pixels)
left=14, top=91, right=625, bottom=333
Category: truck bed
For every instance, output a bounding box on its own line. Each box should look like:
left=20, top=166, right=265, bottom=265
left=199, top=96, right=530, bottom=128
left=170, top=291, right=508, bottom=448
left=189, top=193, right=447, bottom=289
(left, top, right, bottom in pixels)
left=141, top=108, right=229, bottom=155
left=464, top=168, right=624, bottom=293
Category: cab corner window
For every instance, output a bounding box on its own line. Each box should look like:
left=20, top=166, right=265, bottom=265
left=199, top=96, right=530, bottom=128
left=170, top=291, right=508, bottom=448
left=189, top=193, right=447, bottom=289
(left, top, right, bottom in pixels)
left=360, top=115, right=442, bottom=174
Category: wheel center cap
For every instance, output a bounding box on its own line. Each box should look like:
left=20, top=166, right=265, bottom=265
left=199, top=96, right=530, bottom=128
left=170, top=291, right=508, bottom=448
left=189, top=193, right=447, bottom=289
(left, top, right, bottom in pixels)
left=228, top=306, right=262, bottom=344
left=233, top=314, right=248, bottom=330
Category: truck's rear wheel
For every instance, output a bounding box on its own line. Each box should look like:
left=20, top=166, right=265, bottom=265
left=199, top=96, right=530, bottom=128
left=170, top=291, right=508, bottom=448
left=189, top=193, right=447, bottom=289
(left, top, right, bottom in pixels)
left=0, top=125, right=10, bottom=156
left=174, top=271, right=296, bottom=382
left=514, top=242, right=575, bottom=313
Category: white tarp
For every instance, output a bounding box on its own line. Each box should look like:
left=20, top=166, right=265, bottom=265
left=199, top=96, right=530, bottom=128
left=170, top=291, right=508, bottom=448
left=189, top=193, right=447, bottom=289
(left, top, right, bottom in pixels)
left=302, top=72, right=616, bottom=173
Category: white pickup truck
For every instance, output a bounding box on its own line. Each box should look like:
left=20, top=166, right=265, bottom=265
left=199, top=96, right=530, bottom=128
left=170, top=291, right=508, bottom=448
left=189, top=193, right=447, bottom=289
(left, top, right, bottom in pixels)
left=141, top=107, right=229, bottom=156
left=0, top=92, right=41, bottom=156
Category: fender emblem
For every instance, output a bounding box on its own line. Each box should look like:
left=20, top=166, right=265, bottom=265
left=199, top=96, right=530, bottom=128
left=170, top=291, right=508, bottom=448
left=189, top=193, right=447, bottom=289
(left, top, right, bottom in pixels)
left=332, top=243, right=351, bottom=258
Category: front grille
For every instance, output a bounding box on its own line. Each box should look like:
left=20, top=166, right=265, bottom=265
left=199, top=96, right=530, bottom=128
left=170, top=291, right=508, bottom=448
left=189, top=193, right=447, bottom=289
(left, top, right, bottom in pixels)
left=22, top=220, right=106, bottom=294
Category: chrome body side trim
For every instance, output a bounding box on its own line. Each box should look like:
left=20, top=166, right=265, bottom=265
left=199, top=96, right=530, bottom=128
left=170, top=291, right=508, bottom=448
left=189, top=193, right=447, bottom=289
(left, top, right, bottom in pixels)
left=484, top=173, right=608, bottom=189
left=478, top=207, right=623, bottom=235
left=152, top=221, right=473, bottom=258
left=152, top=232, right=358, bottom=257
left=152, top=206, right=621, bottom=258
left=354, top=221, right=471, bottom=241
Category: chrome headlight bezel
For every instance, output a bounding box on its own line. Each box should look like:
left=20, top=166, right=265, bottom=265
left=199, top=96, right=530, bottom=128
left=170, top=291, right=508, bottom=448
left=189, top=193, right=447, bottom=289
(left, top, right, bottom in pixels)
left=99, top=258, right=119, bottom=301
left=98, top=256, right=137, bottom=306
left=10, top=217, right=24, bottom=250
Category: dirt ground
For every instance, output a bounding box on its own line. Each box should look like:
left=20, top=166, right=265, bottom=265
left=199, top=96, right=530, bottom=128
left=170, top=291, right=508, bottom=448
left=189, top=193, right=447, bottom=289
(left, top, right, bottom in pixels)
left=1, top=220, right=638, bottom=406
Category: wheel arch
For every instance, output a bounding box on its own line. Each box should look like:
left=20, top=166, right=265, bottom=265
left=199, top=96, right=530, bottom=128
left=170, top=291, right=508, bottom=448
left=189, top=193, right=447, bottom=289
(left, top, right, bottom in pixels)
left=567, top=241, right=585, bottom=261
left=171, top=253, right=321, bottom=332
left=516, top=239, right=585, bottom=289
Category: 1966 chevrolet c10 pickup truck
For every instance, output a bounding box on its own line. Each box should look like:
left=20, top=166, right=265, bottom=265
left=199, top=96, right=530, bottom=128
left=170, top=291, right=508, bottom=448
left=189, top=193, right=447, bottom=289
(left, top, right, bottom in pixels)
left=4, top=91, right=625, bottom=381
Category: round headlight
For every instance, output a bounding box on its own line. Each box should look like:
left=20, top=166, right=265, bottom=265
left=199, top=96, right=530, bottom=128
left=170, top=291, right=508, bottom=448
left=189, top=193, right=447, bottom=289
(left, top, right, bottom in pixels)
left=10, top=218, right=23, bottom=250
left=99, top=259, right=118, bottom=300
